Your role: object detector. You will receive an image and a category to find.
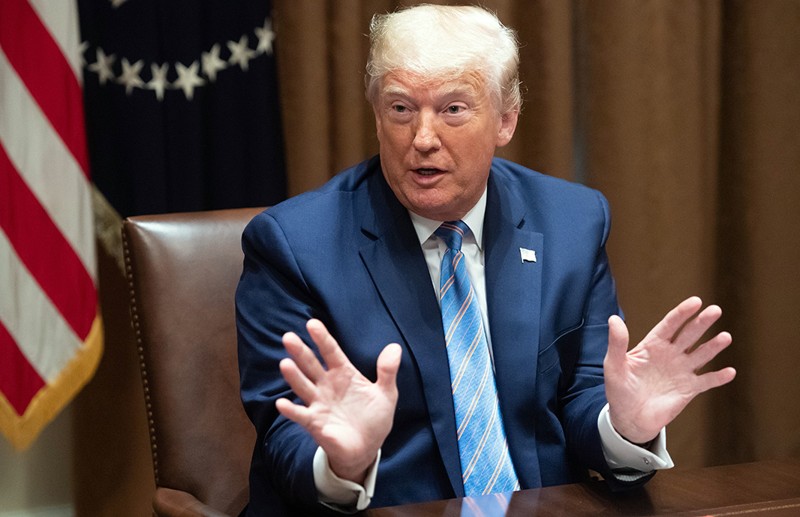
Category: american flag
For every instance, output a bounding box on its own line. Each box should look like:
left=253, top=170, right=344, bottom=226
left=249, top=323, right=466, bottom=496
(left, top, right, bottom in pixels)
left=0, top=0, right=102, bottom=450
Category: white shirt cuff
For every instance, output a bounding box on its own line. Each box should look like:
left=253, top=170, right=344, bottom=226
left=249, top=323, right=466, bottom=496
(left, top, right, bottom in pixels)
left=313, top=446, right=380, bottom=512
left=598, top=403, right=674, bottom=480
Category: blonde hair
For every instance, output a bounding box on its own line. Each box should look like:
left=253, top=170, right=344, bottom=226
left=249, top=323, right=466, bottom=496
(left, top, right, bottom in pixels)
left=366, top=4, right=521, bottom=114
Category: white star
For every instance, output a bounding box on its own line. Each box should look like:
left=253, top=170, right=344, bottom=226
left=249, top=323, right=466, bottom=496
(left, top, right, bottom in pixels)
left=173, top=61, right=205, bottom=100
left=227, top=35, right=257, bottom=71
left=146, top=62, right=169, bottom=101
left=201, top=43, right=227, bottom=82
left=255, top=18, right=276, bottom=55
left=87, top=47, right=116, bottom=85
left=117, top=58, right=144, bottom=95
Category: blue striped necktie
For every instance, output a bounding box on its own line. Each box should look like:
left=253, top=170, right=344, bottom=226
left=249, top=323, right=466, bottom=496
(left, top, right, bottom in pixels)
left=435, top=220, right=520, bottom=496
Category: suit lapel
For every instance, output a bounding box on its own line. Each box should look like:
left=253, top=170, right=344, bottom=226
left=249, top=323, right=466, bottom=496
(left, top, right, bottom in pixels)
left=358, top=172, right=464, bottom=495
left=484, top=170, right=544, bottom=487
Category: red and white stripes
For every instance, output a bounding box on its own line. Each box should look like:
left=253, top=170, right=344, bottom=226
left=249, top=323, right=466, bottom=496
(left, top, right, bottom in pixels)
left=0, top=0, right=102, bottom=450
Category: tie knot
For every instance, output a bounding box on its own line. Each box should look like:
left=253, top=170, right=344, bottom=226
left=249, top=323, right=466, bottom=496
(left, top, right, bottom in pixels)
left=435, top=220, right=469, bottom=251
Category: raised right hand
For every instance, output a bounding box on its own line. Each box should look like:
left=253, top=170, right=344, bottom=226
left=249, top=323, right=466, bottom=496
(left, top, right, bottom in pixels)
left=276, top=319, right=402, bottom=484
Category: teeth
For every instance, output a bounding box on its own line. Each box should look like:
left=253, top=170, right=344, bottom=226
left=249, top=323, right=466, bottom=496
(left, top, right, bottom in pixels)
left=417, top=168, right=438, bottom=175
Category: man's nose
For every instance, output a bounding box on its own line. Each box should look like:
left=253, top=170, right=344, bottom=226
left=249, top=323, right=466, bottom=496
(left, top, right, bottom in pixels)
left=413, top=111, right=441, bottom=152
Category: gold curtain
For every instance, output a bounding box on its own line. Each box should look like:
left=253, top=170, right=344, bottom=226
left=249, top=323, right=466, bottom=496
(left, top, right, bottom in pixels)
left=273, top=0, right=800, bottom=468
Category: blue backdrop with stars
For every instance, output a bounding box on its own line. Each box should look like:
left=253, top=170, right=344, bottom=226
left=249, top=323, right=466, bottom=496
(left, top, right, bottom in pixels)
left=78, top=0, right=286, bottom=217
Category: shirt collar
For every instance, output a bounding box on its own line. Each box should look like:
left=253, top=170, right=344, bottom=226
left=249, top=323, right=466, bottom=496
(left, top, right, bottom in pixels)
left=408, top=187, right=487, bottom=250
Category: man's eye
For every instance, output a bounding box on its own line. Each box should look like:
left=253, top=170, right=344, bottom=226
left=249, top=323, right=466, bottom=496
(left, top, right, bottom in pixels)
left=446, top=105, right=466, bottom=114
left=392, top=104, right=408, bottom=113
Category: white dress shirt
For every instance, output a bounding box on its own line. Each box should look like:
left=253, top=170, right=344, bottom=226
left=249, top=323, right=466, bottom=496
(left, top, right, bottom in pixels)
left=314, top=189, right=673, bottom=511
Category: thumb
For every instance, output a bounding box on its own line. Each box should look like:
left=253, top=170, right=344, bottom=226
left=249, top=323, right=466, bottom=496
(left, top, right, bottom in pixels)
left=605, top=315, right=630, bottom=371
left=376, top=343, right=402, bottom=394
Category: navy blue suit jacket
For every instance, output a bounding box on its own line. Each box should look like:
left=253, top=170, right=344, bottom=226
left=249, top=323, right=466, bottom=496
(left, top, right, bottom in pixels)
left=236, top=156, right=636, bottom=515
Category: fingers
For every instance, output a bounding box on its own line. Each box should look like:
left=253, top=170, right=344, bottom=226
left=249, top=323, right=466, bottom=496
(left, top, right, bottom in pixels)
left=687, top=330, right=732, bottom=368
left=281, top=318, right=403, bottom=402
left=694, top=366, right=737, bottom=394
left=307, top=319, right=351, bottom=369
left=279, top=357, right=317, bottom=404
left=282, top=331, right=326, bottom=382
left=275, top=397, right=312, bottom=427
left=672, top=304, right=723, bottom=352
left=646, top=297, right=733, bottom=356
left=376, top=343, right=402, bottom=394
left=645, top=296, right=703, bottom=341
left=605, top=315, right=629, bottom=370
left=647, top=296, right=704, bottom=342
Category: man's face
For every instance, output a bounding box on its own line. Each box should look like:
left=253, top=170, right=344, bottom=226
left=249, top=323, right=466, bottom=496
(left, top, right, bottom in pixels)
left=373, top=71, right=518, bottom=221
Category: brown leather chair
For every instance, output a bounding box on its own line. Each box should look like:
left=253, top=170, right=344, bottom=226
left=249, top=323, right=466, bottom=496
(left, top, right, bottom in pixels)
left=122, top=207, right=264, bottom=517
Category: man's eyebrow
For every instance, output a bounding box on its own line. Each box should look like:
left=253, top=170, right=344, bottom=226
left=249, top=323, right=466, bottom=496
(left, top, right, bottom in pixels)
left=381, top=83, right=479, bottom=100
left=382, top=85, right=411, bottom=98
left=435, top=81, right=479, bottom=97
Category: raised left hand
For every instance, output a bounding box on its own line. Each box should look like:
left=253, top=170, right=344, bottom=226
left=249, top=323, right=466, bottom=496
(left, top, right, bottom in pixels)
left=603, top=296, right=737, bottom=444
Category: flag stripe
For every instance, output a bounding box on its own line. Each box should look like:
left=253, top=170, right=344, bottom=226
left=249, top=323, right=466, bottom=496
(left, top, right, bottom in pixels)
left=0, top=47, right=96, bottom=279
left=0, top=143, right=96, bottom=340
left=28, top=0, right=83, bottom=81
left=0, top=320, right=46, bottom=416
left=0, top=0, right=101, bottom=450
left=0, top=229, right=84, bottom=383
left=0, top=0, right=89, bottom=174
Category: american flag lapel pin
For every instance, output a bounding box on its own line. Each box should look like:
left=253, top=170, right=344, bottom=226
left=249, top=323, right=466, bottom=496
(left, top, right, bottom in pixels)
left=520, top=247, right=537, bottom=263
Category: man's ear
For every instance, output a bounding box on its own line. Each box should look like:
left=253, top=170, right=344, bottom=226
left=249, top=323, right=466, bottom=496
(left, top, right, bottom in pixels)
left=496, top=109, right=519, bottom=148
left=373, top=104, right=383, bottom=143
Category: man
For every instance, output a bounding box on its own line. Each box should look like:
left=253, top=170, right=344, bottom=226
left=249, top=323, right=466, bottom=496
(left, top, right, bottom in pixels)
left=236, top=5, right=735, bottom=515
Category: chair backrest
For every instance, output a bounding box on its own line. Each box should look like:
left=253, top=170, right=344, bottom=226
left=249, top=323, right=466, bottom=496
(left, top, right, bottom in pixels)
left=122, top=207, right=263, bottom=516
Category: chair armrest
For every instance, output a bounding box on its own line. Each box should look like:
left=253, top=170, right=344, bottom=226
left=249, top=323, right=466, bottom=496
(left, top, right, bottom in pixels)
left=153, top=487, right=231, bottom=517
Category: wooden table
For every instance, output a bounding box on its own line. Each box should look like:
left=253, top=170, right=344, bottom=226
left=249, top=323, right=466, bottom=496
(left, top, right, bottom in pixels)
left=364, top=458, right=800, bottom=516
